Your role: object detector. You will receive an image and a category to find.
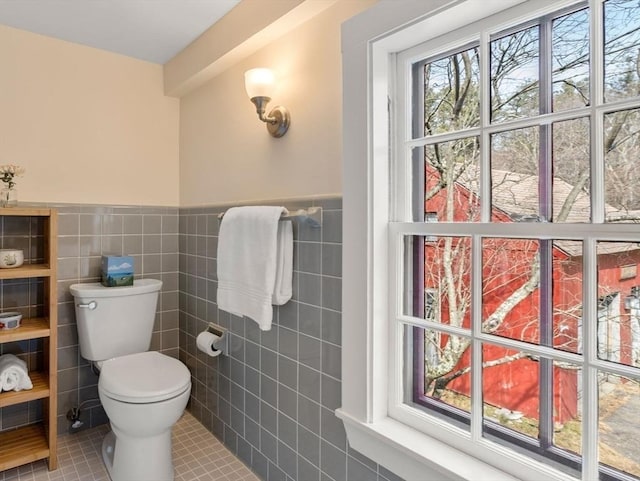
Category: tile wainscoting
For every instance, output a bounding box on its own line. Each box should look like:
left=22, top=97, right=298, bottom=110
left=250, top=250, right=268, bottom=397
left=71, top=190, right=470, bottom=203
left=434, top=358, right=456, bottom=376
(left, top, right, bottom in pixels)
left=1, top=199, right=404, bottom=481
left=0, top=204, right=181, bottom=438
left=179, top=198, right=403, bottom=481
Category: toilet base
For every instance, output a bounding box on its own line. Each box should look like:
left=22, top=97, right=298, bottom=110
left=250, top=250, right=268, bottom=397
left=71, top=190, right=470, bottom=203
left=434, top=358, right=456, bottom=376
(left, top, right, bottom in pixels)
left=102, top=431, right=116, bottom=479
left=102, top=427, right=174, bottom=481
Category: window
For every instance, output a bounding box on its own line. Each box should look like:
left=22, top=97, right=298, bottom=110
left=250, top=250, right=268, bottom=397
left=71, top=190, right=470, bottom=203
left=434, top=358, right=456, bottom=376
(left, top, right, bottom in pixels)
left=389, top=1, right=640, bottom=480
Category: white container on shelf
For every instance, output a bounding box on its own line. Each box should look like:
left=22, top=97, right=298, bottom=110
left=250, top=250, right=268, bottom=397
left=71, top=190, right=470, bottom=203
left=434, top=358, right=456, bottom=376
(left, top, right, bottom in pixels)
left=0, top=312, right=22, bottom=330
left=0, top=249, right=24, bottom=268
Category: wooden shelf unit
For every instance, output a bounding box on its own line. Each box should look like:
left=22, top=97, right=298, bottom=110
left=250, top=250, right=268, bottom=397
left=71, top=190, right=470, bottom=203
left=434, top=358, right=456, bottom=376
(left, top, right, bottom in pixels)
left=0, top=207, right=57, bottom=472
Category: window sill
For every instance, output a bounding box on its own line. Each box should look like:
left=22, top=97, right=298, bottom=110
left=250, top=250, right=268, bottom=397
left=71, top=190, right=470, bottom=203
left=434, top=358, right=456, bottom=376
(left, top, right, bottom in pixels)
left=336, top=408, right=519, bottom=481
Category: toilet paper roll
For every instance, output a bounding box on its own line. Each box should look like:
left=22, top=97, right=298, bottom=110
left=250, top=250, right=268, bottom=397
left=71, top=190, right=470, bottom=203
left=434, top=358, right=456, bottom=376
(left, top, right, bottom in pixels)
left=196, top=331, right=222, bottom=357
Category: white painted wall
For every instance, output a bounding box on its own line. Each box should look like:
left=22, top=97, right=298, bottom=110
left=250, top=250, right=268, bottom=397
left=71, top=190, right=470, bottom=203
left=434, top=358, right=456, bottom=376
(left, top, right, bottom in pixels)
left=178, top=0, right=375, bottom=206
left=0, top=25, right=180, bottom=206
left=0, top=0, right=373, bottom=208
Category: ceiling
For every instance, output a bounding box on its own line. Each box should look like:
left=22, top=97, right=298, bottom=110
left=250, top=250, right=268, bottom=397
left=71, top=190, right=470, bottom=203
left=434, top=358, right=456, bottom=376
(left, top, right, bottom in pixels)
left=0, top=0, right=242, bottom=64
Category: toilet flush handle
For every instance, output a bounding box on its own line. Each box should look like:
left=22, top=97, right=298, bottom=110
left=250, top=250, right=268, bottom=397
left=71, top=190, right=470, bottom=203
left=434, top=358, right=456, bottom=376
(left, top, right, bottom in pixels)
left=77, top=300, right=97, bottom=310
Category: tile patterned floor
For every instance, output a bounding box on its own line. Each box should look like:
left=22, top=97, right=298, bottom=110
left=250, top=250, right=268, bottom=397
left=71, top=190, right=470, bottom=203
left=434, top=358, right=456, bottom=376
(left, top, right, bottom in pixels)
left=0, top=412, right=259, bottom=481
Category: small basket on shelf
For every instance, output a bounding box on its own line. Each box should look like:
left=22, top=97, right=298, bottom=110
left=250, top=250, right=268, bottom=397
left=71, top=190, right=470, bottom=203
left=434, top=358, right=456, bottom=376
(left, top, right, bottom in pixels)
left=0, top=312, right=22, bottom=330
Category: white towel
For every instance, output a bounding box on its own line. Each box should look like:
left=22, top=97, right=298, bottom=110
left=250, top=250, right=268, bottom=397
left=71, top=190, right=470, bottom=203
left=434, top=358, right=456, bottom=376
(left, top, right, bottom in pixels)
left=0, top=353, right=33, bottom=392
left=272, top=220, right=293, bottom=305
left=217, top=206, right=293, bottom=330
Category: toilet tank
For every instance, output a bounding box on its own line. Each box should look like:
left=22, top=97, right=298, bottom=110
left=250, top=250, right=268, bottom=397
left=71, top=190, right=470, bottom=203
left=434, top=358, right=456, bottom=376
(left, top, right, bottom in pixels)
left=69, top=278, right=162, bottom=362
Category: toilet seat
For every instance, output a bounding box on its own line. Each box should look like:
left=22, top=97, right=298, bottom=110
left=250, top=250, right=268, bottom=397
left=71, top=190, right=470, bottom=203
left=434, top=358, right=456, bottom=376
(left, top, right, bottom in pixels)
left=99, top=351, right=191, bottom=404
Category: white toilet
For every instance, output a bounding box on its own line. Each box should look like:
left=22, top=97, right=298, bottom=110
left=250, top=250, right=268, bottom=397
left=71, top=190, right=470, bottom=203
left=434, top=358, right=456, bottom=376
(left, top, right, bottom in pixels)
left=69, top=278, right=191, bottom=481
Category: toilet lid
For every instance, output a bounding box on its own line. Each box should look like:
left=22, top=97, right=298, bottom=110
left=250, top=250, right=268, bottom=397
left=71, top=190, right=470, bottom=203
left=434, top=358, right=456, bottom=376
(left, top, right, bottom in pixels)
left=99, top=351, right=191, bottom=404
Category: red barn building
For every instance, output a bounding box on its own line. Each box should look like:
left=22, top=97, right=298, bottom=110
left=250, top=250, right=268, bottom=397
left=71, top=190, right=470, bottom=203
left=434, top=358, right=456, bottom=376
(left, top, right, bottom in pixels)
left=422, top=168, right=640, bottom=423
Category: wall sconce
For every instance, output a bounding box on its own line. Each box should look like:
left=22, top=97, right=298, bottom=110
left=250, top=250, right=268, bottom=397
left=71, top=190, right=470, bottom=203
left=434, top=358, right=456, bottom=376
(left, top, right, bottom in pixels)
left=244, top=68, right=290, bottom=138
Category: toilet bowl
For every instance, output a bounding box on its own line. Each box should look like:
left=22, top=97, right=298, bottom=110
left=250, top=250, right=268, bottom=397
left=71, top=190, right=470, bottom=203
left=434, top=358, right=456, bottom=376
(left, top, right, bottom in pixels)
left=70, top=279, right=192, bottom=481
left=98, top=351, right=191, bottom=481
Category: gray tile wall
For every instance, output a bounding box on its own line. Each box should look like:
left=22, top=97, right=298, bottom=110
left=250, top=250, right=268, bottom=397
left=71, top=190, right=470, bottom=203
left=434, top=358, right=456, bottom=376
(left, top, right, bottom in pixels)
left=0, top=204, right=180, bottom=436
left=179, top=198, right=403, bottom=481
left=55, top=204, right=180, bottom=434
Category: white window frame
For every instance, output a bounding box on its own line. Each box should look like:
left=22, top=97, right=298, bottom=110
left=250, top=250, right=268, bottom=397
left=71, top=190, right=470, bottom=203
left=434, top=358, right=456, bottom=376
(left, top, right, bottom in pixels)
left=338, top=1, right=640, bottom=480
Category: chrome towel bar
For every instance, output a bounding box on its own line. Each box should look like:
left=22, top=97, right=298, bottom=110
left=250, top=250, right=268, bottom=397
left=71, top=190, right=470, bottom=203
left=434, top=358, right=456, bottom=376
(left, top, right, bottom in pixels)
left=217, top=206, right=322, bottom=228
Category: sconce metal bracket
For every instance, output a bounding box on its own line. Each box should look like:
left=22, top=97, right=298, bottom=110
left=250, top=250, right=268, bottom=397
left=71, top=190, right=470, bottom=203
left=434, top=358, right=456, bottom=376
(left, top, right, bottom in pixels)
left=266, top=106, right=290, bottom=138
left=250, top=96, right=290, bottom=138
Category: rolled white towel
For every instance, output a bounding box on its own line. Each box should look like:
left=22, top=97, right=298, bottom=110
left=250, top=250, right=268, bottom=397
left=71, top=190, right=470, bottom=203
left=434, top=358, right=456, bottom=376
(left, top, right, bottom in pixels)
left=0, top=353, right=33, bottom=392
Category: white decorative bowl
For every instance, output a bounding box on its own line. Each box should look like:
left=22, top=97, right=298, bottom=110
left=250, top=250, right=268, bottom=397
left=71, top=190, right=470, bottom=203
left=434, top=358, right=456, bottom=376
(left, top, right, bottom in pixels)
left=0, top=249, right=24, bottom=268
left=0, top=312, right=22, bottom=330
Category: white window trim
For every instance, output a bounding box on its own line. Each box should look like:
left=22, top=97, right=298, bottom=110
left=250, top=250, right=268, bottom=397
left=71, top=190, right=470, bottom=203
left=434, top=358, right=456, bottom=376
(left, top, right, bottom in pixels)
left=337, top=1, right=599, bottom=480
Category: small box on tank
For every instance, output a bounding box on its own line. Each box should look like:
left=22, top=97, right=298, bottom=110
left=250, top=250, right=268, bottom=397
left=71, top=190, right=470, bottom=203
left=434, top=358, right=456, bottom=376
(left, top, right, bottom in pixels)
left=101, top=256, right=134, bottom=287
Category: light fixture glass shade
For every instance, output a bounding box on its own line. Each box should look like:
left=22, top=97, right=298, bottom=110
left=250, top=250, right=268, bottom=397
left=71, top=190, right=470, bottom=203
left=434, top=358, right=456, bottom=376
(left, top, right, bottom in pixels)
left=244, top=68, right=275, bottom=99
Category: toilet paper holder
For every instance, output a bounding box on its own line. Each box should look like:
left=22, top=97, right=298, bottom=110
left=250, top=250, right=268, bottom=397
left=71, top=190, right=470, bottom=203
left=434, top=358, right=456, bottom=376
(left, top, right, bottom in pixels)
left=206, top=322, right=228, bottom=356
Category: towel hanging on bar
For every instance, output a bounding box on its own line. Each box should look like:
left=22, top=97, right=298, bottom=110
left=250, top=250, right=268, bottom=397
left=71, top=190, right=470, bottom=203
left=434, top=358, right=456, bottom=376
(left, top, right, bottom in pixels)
left=216, top=206, right=293, bottom=330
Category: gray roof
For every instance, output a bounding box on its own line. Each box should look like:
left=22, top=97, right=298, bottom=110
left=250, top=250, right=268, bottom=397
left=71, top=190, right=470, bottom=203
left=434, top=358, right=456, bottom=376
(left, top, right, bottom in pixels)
left=490, top=169, right=591, bottom=223
left=455, top=169, right=639, bottom=256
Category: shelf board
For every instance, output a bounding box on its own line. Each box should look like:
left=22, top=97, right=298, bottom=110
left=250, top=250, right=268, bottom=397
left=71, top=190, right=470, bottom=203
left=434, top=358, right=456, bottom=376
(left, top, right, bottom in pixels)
left=0, top=207, right=53, bottom=217
left=0, top=423, right=49, bottom=472
left=0, top=317, right=50, bottom=342
left=0, top=371, right=49, bottom=408
left=0, top=264, right=51, bottom=280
